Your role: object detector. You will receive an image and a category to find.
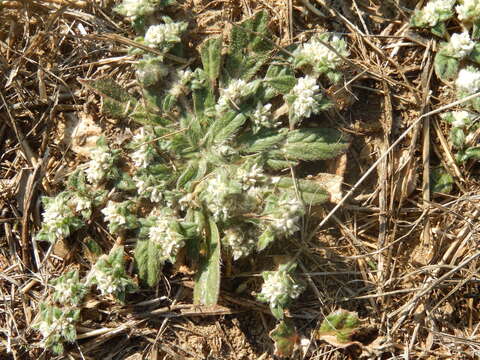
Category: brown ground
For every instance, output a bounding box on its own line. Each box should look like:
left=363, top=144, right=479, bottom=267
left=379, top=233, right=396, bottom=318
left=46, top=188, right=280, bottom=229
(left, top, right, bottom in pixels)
left=1, top=0, right=480, bottom=359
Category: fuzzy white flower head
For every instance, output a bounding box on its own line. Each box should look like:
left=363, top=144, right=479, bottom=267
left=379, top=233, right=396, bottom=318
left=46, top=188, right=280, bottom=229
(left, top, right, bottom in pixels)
left=216, top=79, right=247, bottom=112
left=456, top=0, right=480, bottom=21
left=43, top=197, right=71, bottom=225
left=116, top=0, right=156, bottom=19
left=169, top=69, right=193, bottom=97
left=85, top=147, right=111, bottom=184
left=452, top=110, right=474, bottom=127
left=259, top=269, right=303, bottom=308
left=149, top=218, right=185, bottom=261
left=449, top=32, right=475, bottom=58
left=144, top=21, right=186, bottom=49
left=422, top=0, right=455, bottom=26
left=291, top=76, right=321, bottom=120
left=250, top=102, right=280, bottom=132
left=237, top=163, right=265, bottom=190
left=71, top=195, right=91, bottom=213
left=223, top=226, right=256, bottom=260
left=456, top=67, right=480, bottom=95
left=101, top=201, right=127, bottom=226
left=293, top=34, right=348, bottom=72
left=270, top=198, right=304, bottom=236
left=131, top=128, right=155, bottom=168
left=88, top=267, right=119, bottom=296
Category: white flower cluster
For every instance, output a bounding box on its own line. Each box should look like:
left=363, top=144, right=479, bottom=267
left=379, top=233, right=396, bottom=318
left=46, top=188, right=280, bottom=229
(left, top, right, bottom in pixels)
left=148, top=217, right=185, bottom=261
left=293, top=34, right=348, bottom=72
left=250, top=102, right=280, bottom=132
left=456, top=67, right=480, bottom=95
left=36, top=311, right=76, bottom=342
left=115, top=0, right=157, bottom=20
left=85, top=146, right=113, bottom=185
left=134, top=176, right=163, bottom=202
left=87, top=266, right=121, bottom=296
left=203, top=172, right=258, bottom=221
left=449, top=110, right=475, bottom=127
left=144, top=21, right=187, bottom=49
left=131, top=128, right=156, bottom=169
left=448, top=31, right=475, bottom=58
left=41, top=196, right=75, bottom=242
left=70, top=194, right=91, bottom=213
left=52, top=277, right=80, bottom=305
left=270, top=198, right=304, bottom=236
left=223, top=226, right=256, bottom=260
left=456, top=0, right=480, bottom=21
left=169, top=69, right=193, bottom=97
left=237, top=163, right=265, bottom=190
left=420, top=0, right=455, bottom=26
left=290, top=76, right=322, bottom=121
left=203, top=173, right=239, bottom=220
left=101, top=201, right=127, bottom=227
left=259, top=268, right=303, bottom=308
left=216, top=79, right=257, bottom=113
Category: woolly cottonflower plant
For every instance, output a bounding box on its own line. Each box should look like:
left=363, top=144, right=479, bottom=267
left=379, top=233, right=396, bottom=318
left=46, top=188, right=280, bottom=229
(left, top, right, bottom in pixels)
left=411, top=0, right=456, bottom=36
left=258, top=262, right=304, bottom=319
left=36, top=13, right=351, bottom=345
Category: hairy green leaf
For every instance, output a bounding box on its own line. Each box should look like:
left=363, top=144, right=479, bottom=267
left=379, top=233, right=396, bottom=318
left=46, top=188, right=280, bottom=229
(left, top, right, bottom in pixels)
left=430, top=167, right=453, bottom=194
left=283, top=128, right=349, bottom=161
left=239, top=128, right=287, bottom=153
left=276, top=177, right=330, bottom=205
left=200, top=37, right=223, bottom=84
left=209, top=111, right=247, bottom=145
left=434, top=51, right=459, bottom=81
left=135, top=239, right=164, bottom=287
left=316, top=309, right=361, bottom=346
left=194, top=217, right=221, bottom=305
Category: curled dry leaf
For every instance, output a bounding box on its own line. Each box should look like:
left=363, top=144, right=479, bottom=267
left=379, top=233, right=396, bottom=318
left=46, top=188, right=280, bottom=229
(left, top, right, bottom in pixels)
left=62, top=112, right=102, bottom=158
left=315, top=309, right=363, bottom=348
left=269, top=320, right=300, bottom=358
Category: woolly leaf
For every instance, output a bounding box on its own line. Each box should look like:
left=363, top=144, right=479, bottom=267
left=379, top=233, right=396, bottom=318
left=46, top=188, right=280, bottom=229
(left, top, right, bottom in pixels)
left=265, top=75, right=297, bottom=94
left=469, top=43, right=480, bottom=64
left=434, top=51, right=459, bottom=80
left=275, top=177, right=330, bottom=205
left=230, top=10, right=273, bottom=54
left=194, top=217, right=221, bottom=305
left=224, top=53, right=269, bottom=82
left=266, top=157, right=298, bottom=170
left=258, top=228, right=275, bottom=251
left=474, top=21, right=480, bottom=40
left=450, top=127, right=465, bottom=149
left=135, top=239, right=164, bottom=287
left=283, top=128, right=349, bottom=161
left=200, top=37, right=223, bottom=84
left=430, top=167, right=453, bottom=194
left=269, top=320, right=299, bottom=358
left=177, top=162, right=198, bottom=189
left=238, top=128, right=287, bottom=153
left=465, top=146, right=480, bottom=160
left=209, top=111, right=247, bottom=145
left=430, top=22, right=447, bottom=38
